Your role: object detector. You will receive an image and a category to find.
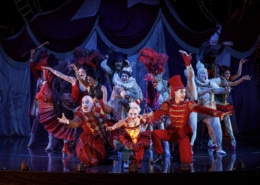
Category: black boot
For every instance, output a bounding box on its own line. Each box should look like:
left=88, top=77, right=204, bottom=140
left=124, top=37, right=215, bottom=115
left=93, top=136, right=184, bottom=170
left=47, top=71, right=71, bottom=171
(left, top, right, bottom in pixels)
left=152, top=154, right=164, bottom=164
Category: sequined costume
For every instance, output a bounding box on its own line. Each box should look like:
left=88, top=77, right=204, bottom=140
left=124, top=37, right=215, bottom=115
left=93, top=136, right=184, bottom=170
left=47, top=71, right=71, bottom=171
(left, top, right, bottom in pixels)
left=116, top=116, right=151, bottom=163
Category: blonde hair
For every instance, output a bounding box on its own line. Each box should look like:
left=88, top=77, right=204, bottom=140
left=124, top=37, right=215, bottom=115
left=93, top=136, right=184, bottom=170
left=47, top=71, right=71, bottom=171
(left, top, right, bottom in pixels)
left=129, top=102, right=141, bottom=113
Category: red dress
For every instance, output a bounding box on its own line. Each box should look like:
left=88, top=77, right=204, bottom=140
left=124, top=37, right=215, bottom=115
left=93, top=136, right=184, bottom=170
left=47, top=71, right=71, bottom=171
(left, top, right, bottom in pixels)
left=36, top=78, right=76, bottom=141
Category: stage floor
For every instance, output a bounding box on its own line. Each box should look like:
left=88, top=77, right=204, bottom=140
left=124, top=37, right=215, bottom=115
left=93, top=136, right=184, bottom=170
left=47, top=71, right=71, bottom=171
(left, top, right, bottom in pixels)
left=0, top=133, right=260, bottom=174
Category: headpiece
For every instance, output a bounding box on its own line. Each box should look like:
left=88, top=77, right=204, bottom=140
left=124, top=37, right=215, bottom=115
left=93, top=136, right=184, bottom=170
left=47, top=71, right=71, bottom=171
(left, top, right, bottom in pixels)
left=218, top=65, right=231, bottom=75
left=111, top=52, right=129, bottom=67
left=196, top=60, right=207, bottom=75
left=73, top=47, right=88, bottom=59
left=121, top=66, right=133, bottom=76
left=168, top=75, right=185, bottom=92
left=114, top=52, right=127, bottom=61
left=139, top=47, right=168, bottom=75
left=210, top=24, right=222, bottom=43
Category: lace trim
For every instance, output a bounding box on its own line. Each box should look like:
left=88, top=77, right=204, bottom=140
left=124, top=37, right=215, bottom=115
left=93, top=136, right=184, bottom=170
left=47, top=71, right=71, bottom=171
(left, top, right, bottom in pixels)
left=195, top=78, right=210, bottom=87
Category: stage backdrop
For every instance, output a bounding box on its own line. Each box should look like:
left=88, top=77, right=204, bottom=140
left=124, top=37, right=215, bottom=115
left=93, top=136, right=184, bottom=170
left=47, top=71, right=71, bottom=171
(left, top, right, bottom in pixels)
left=0, top=0, right=260, bottom=136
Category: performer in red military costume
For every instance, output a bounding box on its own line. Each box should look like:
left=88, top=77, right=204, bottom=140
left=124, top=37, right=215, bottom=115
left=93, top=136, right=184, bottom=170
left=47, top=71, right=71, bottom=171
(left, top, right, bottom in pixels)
left=147, top=75, right=231, bottom=171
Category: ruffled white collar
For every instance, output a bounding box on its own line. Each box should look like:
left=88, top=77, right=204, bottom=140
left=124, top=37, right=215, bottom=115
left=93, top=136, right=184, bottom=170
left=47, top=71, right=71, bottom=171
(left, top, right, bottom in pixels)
left=195, top=78, right=210, bottom=87
left=112, top=72, right=136, bottom=89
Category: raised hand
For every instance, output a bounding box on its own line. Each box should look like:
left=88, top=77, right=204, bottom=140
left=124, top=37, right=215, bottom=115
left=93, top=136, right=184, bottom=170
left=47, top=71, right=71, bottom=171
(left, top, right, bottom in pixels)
left=240, top=58, right=249, bottom=65
left=179, top=50, right=192, bottom=66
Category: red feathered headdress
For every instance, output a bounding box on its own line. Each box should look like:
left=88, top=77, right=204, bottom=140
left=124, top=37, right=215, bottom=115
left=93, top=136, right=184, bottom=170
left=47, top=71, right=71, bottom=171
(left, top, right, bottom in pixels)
left=139, top=47, right=168, bottom=75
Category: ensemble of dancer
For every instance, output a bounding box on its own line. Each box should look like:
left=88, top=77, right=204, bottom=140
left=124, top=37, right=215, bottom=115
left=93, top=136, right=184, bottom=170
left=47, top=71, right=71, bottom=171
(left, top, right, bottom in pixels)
left=27, top=39, right=250, bottom=172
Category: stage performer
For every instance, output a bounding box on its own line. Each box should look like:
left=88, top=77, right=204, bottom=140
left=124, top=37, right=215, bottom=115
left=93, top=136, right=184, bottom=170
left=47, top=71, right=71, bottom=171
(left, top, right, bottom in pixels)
left=146, top=75, right=231, bottom=171
left=28, top=49, right=59, bottom=149
left=199, top=24, right=233, bottom=78
left=106, top=102, right=152, bottom=169
left=179, top=50, right=198, bottom=155
left=139, top=47, right=170, bottom=156
left=57, top=95, right=115, bottom=167
left=108, top=65, right=143, bottom=121
left=215, top=59, right=251, bottom=150
left=36, top=66, right=77, bottom=155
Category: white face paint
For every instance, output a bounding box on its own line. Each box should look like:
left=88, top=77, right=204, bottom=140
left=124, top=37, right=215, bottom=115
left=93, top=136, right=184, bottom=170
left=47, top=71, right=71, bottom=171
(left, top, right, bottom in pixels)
left=128, top=108, right=139, bottom=122
left=78, top=68, right=86, bottom=80
left=198, top=70, right=208, bottom=82
left=120, top=73, right=129, bottom=83
left=81, top=96, right=93, bottom=113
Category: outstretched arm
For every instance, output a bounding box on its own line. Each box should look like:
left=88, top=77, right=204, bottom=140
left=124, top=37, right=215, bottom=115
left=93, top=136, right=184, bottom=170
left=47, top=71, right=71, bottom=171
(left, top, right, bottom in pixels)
left=228, top=75, right=251, bottom=87
left=29, top=49, right=36, bottom=63
left=179, top=50, right=198, bottom=100
left=106, top=119, right=126, bottom=131
left=43, top=66, right=76, bottom=85
left=57, top=113, right=82, bottom=128
left=101, top=57, right=113, bottom=75
left=70, top=63, right=89, bottom=88
left=101, top=47, right=114, bottom=75
left=192, top=104, right=232, bottom=120
left=229, top=58, right=248, bottom=81
left=101, top=85, right=108, bottom=104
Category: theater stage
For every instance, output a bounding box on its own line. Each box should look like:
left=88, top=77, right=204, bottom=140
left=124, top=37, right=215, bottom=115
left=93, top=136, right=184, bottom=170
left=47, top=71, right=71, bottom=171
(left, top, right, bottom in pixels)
left=0, top=132, right=259, bottom=185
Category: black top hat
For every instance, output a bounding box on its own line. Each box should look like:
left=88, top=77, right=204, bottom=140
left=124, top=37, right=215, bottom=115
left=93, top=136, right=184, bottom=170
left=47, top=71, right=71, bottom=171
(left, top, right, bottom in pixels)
left=114, top=52, right=127, bottom=61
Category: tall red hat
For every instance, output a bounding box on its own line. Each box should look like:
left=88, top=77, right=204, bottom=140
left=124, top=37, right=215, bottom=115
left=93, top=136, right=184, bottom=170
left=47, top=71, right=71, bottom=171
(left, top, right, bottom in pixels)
left=168, top=75, right=185, bottom=92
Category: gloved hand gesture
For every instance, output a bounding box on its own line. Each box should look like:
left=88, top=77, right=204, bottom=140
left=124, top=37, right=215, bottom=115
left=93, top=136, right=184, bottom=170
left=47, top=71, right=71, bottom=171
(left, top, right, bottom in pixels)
left=179, top=50, right=192, bottom=66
